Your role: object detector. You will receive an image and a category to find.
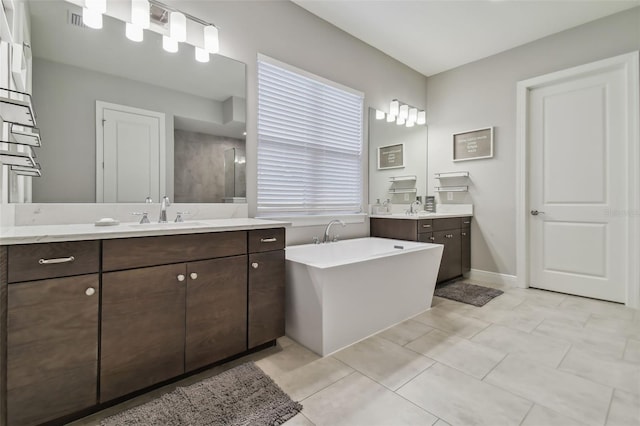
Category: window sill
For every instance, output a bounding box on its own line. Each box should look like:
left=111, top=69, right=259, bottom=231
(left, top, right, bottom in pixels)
left=257, top=213, right=367, bottom=228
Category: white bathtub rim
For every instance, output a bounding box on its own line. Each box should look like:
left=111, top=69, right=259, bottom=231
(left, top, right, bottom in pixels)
left=285, top=237, right=442, bottom=269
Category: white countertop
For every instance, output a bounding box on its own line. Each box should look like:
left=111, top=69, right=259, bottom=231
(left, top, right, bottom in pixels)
left=370, top=212, right=472, bottom=220
left=0, top=218, right=290, bottom=245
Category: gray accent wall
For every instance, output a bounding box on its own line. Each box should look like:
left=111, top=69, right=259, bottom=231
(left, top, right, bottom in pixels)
left=426, top=7, right=640, bottom=276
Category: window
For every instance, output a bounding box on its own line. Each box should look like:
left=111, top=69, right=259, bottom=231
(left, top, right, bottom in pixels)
left=257, top=55, right=364, bottom=217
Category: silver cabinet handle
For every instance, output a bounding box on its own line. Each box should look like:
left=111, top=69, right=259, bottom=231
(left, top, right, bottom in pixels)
left=463, top=221, right=471, bottom=224
left=422, top=224, right=431, bottom=228
left=251, top=262, right=259, bottom=269
left=177, top=274, right=186, bottom=282
left=190, top=272, right=198, bottom=280
left=39, top=256, right=75, bottom=265
left=85, top=287, right=96, bottom=296
left=530, top=210, right=545, bottom=216
left=429, top=237, right=435, bottom=241
left=260, top=237, right=277, bottom=243
left=461, top=232, right=467, bottom=236
left=445, top=234, right=454, bottom=238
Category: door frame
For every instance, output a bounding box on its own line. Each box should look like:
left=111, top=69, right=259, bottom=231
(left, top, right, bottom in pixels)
left=515, top=51, right=640, bottom=308
left=95, top=101, right=166, bottom=202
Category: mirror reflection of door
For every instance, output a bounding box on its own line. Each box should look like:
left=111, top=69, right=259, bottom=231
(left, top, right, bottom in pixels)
left=96, top=101, right=166, bottom=203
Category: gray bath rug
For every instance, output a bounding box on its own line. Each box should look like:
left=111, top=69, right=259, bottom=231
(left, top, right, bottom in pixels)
left=100, top=362, right=302, bottom=426
left=434, top=280, right=503, bottom=307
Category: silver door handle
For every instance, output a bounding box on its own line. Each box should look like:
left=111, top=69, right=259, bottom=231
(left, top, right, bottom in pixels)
left=260, top=237, right=277, bottom=243
left=530, top=210, right=545, bottom=216
left=39, top=256, right=75, bottom=265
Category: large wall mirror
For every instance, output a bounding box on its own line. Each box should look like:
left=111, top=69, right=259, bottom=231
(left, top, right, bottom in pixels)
left=27, top=0, right=246, bottom=203
left=368, top=108, right=427, bottom=205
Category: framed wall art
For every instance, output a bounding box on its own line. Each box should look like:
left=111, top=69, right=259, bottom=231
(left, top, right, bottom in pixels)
left=453, top=127, right=493, bottom=161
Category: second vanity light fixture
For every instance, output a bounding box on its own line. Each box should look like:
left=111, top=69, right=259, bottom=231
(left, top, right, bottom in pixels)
left=82, top=0, right=220, bottom=63
left=376, top=99, right=426, bottom=128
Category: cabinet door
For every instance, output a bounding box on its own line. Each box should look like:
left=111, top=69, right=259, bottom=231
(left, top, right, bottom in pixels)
left=7, top=274, right=99, bottom=426
left=418, top=232, right=434, bottom=243
left=101, top=264, right=186, bottom=402
left=248, top=250, right=285, bottom=348
left=461, top=228, right=471, bottom=274
left=185, top=255, right=247, bottom=372
left=434, top=230, right=462, bottom=283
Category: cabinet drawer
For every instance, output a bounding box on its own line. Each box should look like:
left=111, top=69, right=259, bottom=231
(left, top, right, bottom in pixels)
left=432, top=218, right=460, bottom=231
left=103, top=231, right=246, bottom=271
left=370, top=218, right=418, bottom=241
left=417, top=219, right=433, bottom=233
left=8, top=241, right=100, bottom=283
left=248, top=228, right=285, bottom=253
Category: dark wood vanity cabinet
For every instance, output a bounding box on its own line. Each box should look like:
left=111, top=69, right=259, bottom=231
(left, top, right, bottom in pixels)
left=370, top=216, right=471, bottom=283
left=4, top=242, right=100, bottom=426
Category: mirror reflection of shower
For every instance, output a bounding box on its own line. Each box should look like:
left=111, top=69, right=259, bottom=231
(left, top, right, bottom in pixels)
left=223, top=147, right=247, bottom=203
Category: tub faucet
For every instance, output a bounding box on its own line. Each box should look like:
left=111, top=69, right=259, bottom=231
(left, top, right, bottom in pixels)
left=323, top=219, right=346, bottom=243
left=159, top=196, right=171, bottom=223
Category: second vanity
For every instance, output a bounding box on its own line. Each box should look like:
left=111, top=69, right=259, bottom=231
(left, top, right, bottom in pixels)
left=0, top=219, right=288, bottom=426
left=370, top=210, right=472, bottom=283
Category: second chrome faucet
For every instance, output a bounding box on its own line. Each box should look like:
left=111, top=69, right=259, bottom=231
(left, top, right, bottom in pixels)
left=159, top=196, right=171, bottom=223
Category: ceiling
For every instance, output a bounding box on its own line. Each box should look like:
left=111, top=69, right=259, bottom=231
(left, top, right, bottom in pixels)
left=292, top=0, right=640, bottom=76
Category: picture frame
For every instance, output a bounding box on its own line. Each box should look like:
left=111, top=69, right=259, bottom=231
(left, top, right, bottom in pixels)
left=453, top=127, right=493, bottom=162
left=377, top=143, right=405, bottom=169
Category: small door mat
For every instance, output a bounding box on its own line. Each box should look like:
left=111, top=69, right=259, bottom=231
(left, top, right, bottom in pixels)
left=100, top=362, right=302, bottom=426
left=434, top=280, right=503, bottom=307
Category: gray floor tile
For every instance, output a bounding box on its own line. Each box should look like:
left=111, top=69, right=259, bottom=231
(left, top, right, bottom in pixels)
left=559, top=347, right=640, bottom=395
left=406, top=329, right=506, bottom=379
left=302, top=372, right=438, bottom=426
left=397, top=362, right=532, bottom=426
left=412, top=307, right=491, bottom=339
left=464, top=305, right=545, bottom=333
left=485, top=354, right=612, bottom=426
left=520, top=405, right=585, bottom=426
left=533, top=319, right=627, bottom=359
left=255, top=341, right=321, bottom=377
left=513, top=300, right=592, bottom=325
left=585, top=316, right=640, bottom=341
left=333, top=335, right=434, bottom=390
left=507, top=287, right=567, bottom=307
left=607, top=389, right=640, bottom=426
left=433, top=420, right=452, bottom=426
left=559, top=297, right=635, bottom=321
left=273, top=357, right=354, bottom=401
left=471, top=324, right=570, bottom=367
left=283, top=413, right=316, bottom=426
left=624, top=339, right=640, bottom=364
left=377, top=319, right=434, bottom=346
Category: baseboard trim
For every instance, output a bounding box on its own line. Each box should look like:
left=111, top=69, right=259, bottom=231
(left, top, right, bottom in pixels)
left=466, top=269, right=518, bottom=288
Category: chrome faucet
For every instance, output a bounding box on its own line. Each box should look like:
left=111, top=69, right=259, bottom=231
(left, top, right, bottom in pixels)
left=323, top=219, right=346, bottom=243
left=159, top=196, right=171, bottom=223
left=407, top=199, right=422, bottom=215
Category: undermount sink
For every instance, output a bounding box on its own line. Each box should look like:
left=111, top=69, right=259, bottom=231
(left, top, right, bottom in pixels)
left=128, top=221, right=205, bottom=228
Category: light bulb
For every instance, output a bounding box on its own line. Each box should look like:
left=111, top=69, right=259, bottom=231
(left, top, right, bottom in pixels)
left=408, top=108, right=418, bottom=123
left=131, top=0, right=150, bottom=29
left=82, top=7, right=103, bottom=29
left=399, top=104, right=409, bottom=120
left=169, top=11, right=187, bottom=42
left=162, top=36, right=179, bottom=53
left=204, top=25, right=219, bottom=54
left=389, top=100, right=399, bottom=117
left=125, top=23, right=143, bottom=42
left=195, top=46, right=210, bottom=63
left=417, top=110, right=426, bottom=125
left=85, top=0, right=106, bottom=14
left=375, top=110, right=385, bottom=120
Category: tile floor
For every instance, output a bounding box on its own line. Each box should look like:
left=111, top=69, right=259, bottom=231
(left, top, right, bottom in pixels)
left=71, top=280, right=640, bottom=426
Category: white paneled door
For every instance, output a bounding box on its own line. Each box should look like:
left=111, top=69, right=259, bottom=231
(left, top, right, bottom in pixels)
left=96, top=102, right=165, bottom=203
left=526, top=55, right=636, bottom=303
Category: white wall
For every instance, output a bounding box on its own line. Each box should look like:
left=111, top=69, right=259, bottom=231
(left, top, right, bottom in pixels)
left=169, top=0, right=428, bottom=245
left=426, top=7, right=640, bottom=275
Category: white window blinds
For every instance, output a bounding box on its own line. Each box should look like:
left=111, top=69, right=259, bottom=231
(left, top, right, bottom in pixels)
left=257, top=57, right=364, bottom=217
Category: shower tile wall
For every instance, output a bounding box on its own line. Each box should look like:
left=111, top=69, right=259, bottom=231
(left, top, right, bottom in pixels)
left=174, top=129, right=246, bottom=203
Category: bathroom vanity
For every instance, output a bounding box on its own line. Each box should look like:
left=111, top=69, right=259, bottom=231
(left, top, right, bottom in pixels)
left=370, top=213, right=472, bottom=283
left=0, top=220, right=286, bottom=426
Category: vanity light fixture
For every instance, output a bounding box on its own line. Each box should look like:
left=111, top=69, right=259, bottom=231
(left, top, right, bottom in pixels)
left=162, top=35, right=178, bottom=53
left=204, top=25, right=219, bottom=54
left=131, top=0, right=150, bottom=29
left=398, top=104, right=409, bottom=121
left=389, top=100, right=400, bottom=117
left=83, top=0, right=105, bottom=29
left=169, top=11, right=187, bottom=42
left=408, top=107, right=418, bottom=123
left=375, top=109, right=385, bottom=120
left=195, top=46, right=210, bottom=63
left=125, top=22, right=144, bottom=42
left=384, top=99, right=426, bottom=127
left=417, top=110, right=426, bottom=125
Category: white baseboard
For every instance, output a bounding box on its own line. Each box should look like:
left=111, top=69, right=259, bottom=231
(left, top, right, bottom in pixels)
left=466, top=269, right=518, bottom=288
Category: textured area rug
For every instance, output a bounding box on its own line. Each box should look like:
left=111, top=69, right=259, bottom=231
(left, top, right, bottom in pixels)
left=434, top=280, right=503, bottom=307
left=100, top=362, right=302, bottom=426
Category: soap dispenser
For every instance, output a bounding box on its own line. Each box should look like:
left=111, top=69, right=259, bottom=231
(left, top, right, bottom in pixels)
left=372, top=199, right=381, bottom=215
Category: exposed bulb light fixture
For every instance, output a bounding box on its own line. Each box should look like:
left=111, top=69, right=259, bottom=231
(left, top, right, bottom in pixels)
left=204, top=25, right=219, bottom=54
left=131, top=0, right=150, bottom=29
left=417, top=110, right=426, bottom=125
left=162, top=35, right=179, bottom=53
left=125, top=22, right=143, bottom=42
left=375, top=110, right=385, bottom=120
left=399, top=104, right=409, bottom=121
left=195, top=46, right=210, bottom=63
left=169, top=11, right=187, bottom=42
left=82, top=7, right=103, bottom=29
left=389, top=100, right=399, bottom=117
left=408, top=107, right=418, bottom=123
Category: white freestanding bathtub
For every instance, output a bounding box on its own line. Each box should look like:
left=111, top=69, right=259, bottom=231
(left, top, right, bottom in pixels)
left=285, top=237, right=443, bottom=356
